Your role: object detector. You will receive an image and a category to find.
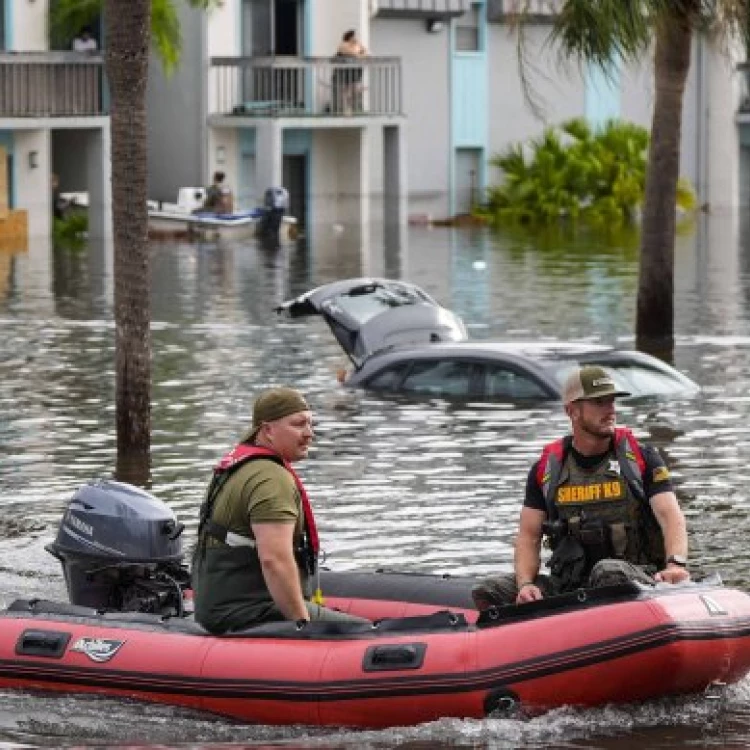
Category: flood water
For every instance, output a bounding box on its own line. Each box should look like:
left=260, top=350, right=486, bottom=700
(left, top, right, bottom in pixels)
left=2, top=215, right=750, bottom=748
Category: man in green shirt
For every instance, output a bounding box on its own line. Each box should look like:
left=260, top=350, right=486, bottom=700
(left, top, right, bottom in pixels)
left=192, top=387, right=369, bottom=633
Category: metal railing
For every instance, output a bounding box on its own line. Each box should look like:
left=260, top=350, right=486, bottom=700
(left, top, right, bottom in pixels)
left=375, top=0, right=471, bottom=16
left=210, top=56, right=402, bottom=118
left=0, top=52, right=105, bottom=117
left=487, top=0, right=564, bottom=21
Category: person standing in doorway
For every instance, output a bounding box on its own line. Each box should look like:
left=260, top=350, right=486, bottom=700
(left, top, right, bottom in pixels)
left=72, top=26, right=98, bottom=53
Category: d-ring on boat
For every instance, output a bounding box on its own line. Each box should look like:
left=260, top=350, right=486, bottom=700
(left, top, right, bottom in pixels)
left=0, top=480, right=749, bottom=728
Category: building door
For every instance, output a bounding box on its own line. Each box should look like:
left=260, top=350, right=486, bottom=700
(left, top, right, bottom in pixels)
left=242, top=0, right=302, bottom=107
left=242, top=0, right=271, bottom=57
left=283, top=154, right=306, bottom=227
left=275, top=0, right=301, bottom=56
left=239, top=152, right=258, bottom=210
left=48, top=1, right=102, bottom=50
left=242, top=0, right=301, bottom=56
left=455, top=148, right=481, bottom=215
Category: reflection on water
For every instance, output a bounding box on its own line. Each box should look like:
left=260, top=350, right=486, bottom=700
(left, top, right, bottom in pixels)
left=3, top=215, right=750, bottom=747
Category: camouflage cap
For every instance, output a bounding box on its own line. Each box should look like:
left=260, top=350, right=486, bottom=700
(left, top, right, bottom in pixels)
left=562, top=365, right=630, bottom=405
left=241, top=387, right=310, bottom=443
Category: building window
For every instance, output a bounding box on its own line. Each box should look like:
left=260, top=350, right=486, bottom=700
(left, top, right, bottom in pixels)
left=455, top=3, right=481, bottom=52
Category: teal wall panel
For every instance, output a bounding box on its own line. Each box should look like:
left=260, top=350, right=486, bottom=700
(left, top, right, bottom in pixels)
left=585, top=61, right=621, bottom=128
left=238, top=128, right=256, bottom=208
left=452, top=57, right=487, bottom=147
left=3, top=0, right=10, bottom=50
left=450, top=1, right=487, bottom=216
left=283, top=128, right=312, bottom=155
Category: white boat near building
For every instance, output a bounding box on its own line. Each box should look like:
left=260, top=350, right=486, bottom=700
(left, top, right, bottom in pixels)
left=147, top=187, right=297, bottom=240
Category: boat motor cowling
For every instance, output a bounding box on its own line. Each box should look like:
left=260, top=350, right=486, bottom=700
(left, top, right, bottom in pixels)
left=46, top=479, right=190, bottom=616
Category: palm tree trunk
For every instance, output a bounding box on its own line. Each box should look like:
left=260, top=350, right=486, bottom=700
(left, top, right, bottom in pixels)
left=635, top=12, right=694, bottom=357
left=105, top=0, right=152, bottom=482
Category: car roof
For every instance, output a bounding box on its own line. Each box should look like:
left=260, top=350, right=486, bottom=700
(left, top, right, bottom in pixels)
left=358, top=340, right=615, bottom=361
left=350, top=340, right=699, bottom=397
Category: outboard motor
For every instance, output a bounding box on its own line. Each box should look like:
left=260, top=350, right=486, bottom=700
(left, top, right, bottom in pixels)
left=46, top=479, right=190, bottom=616
left=259, top=186, right=289, bottom=246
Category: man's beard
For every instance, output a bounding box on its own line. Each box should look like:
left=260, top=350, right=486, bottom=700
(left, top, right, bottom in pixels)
left=580, top=416, right=615, bottom=440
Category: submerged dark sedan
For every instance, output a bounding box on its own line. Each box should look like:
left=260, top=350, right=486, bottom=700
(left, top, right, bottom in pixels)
left=277, top=280, right=699, bottom=402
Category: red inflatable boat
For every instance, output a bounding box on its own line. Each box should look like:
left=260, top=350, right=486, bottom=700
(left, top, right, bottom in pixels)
left=2, top=570, right=750, bottom=727
left=0, top=480, right=748, bottom=728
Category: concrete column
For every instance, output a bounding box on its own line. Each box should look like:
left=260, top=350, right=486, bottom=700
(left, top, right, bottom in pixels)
left=15, top=129, right=52, bottom=238
left=87, top=125, right=112, bottom=239
left=255, top=121, right=283, bottom=197
left=356, top=125, right=372, bottom=274
left=358, top=125, right=370, bottom=229
left=701, top=37, right=742, bottom=212
left=383, top=122, right=407, bottom=233
left=13, top=130, right=53, bottom=312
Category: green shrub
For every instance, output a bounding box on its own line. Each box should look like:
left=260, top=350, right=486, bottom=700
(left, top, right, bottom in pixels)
left=53, top=212, right=88, bottom=251
left=477, top=118, right=695, bottom=228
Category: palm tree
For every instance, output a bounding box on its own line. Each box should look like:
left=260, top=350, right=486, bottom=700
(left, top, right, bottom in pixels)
left=104, top=0, right=152, bottom=483
left=513, top=0, right=749, bottom=356
left=55, top=0, right=216, bottom=482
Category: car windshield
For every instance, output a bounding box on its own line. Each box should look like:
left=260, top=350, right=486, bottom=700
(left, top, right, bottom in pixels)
left=326, top=284, right=429, bottom=326
left=548, top=359, right=696, bottom=398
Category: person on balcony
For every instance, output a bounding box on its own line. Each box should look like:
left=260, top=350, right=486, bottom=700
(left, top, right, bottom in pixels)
left=72, top=26, right=98, bottom=53
left=333, top=30, right=367, bottom=115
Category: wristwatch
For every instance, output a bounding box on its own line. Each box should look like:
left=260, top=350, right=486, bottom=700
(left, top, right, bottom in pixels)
left=666, top=554, right=688, bottom=567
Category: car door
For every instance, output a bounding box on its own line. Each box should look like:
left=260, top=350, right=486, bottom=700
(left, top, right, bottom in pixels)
left=397, top=359, right=480, bottom=399
left=479, top=362, right=556, bottom=401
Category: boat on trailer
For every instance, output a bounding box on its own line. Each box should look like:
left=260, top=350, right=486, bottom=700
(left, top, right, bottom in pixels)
left=1, top=480, right=749, bottom=728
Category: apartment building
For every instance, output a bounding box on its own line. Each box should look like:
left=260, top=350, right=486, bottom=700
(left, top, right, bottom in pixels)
left=147, top=0, right=743, bottom=240
left=1, top=0, right=110, bottom=240
left=147, top=0, right=407, bottom=246
left=372, top=0, right=742, bottom=219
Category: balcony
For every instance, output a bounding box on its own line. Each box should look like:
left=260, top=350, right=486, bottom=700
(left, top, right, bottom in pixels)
left=0, top=52, right=105, bottom=118
left=375, top=0, right=472, bottom=18
left=209, top=56, right=402, bottom=119
left=487, top=0, right=563, bottom=22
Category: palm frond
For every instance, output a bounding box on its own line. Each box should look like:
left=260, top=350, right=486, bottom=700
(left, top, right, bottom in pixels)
left=549, top=0, right=653, bottom=69
left=151, top=0, right=182, bottom=75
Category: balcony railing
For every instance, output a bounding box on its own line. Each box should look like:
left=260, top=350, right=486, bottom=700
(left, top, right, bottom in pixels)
left=487, top=0, right=563, bottom=22
left=375, top=0, right=471, bottom=18
left=0, top=52, right=105, bottom=117
left=210, top=56, right=402, bottom=118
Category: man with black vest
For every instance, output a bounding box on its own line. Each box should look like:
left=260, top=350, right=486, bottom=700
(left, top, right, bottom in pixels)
left=472, top=365, right=690, bottom=609
left=192, top=387, right=368, bottom=633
